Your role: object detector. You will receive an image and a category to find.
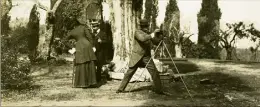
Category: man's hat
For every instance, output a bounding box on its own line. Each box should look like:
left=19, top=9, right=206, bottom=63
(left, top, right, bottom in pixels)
left=76, top=17, right=86, bottom=25
left=140, top=19, right=149, bottom=26
left=91, top=21, right=99, bottom=27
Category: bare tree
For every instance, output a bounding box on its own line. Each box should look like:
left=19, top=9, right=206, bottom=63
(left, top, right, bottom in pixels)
left=249, top=44, right=260, bottom=61
left=219, top=22, right=257, bottom=60
left=248, top=24, right=260, bottom=61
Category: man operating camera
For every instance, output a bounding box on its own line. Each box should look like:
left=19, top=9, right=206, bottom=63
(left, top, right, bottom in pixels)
left=116, top=19, right=169, bottom=95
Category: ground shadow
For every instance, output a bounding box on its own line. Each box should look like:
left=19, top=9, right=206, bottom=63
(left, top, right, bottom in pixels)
left=241, top=63, right=260, bottom=69
left=32, top=61, right=73, bottom=77
left=214, top=60, right=260, bottom=64
left=214, top=60, right=260, bottom=70
left=162, top=60, right=200, bottom=74
left=129, top=85, right=152, bottom=92
left=139, top=70, right=258, bottom=106
left=243, top=65, right=260, bottom=69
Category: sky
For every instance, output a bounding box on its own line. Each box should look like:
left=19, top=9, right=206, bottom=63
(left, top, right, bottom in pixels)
left=157, top=0, right=260, bottom=48
left=9, top=0, right=50, bottom=25
left=9, top=0, right=260, bottom=49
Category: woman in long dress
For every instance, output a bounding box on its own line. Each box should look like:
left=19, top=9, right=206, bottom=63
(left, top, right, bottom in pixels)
left=66, top=18, right=97, bottom=88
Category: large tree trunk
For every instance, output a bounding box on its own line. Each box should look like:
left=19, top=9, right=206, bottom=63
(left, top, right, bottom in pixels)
left=37, top=27, right=53, bottom=59
left=46, top=0, right=63, bottom=59
left=107, top=0, right=142, bottom=64
left=144, top=0, right=158, bottom=32
left=36, top=0, right=53, bottom=59
left=226, top=47, right=232, bottom=60
left=35, top=0, right=63, bottom=60
left=175, top=43, right=182, bottom=58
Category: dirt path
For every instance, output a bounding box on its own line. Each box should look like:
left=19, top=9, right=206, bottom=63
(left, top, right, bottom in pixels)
left=2, top=59, right=260, bottom=106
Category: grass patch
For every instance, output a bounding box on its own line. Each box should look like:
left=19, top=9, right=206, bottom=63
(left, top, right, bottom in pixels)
left=40, top=93, right=76, bottom=101
left=2, top=85, right=41, bottom=102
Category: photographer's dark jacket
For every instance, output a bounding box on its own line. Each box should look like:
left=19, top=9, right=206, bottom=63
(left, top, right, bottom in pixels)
left=67, top=25, right=97, bottom=64
left=128, top=29, right=161, bottom=67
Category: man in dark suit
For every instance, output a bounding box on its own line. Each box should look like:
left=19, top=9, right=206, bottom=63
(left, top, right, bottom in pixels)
left=116, top=19, right=167, bottom=95
left=92, top=22, right=110, bottom=83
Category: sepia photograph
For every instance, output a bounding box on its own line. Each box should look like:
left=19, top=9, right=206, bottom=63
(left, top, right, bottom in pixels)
left=1, top=0, right=260, bottom=106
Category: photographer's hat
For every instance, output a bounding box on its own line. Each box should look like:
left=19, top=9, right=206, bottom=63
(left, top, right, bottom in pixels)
left=140, top=19, right=149, bottom=26
left=91, top=21, right=99, bottom=27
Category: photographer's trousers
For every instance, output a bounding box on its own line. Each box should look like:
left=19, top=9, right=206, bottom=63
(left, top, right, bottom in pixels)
left=118, top=56, right=162, bottom=92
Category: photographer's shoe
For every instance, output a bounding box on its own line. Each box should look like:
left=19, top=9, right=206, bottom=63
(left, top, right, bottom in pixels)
left=116, top=89, right=128, bottom=93
left=116, top=90, right=123, bottom=93
left=154, top=90, right=173, bottom=96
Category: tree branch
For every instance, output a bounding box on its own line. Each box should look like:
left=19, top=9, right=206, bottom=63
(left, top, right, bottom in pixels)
left=34, top=0, right=49, bottom=11
left=183, top=34, right=193, bottom=43
left=51, top=0, right=63, bottom=13
left=11, top=4, right=19, bottom=8
left=38, top=3, right=48, bottom=11
left=219, top=30, right=230, bottom=48
left=220, top=37, right=226, bottom=44
left=220, top=41, right=225, bottom=48
left=172, top=25, right=180, bottom=36
left=229, top=34, right=237, bottom=45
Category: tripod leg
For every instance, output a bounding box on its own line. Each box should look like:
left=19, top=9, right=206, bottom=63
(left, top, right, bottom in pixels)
left=72, top=56, right=75, bottom=88
left=162, top=42, right=194, bottom=101
left=72, top=64, right=75, bottom=87
left=128, top=40, right=163, bottom=92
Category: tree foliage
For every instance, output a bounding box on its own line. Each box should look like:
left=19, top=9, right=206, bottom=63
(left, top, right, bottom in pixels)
left=197, top=0, right=222, bottom=59
left=1, top=25, right=33, bottom=90
left=27, top=4, right=40, bottom=61
left=54, top=0, right=84, bottom=37
left=132, top=0, right=143, bottom=12
left=248, top=24, right=260, bottom=60
left=1, top=14, right=11, bottom=36
left=164, top=0, right=179, bottom=33
left=144, top=0, right=158, bottom=32
left=27, top=4, right=40, bottom=45
left=48, top=0, right=84, bottom=56
left=1, top=0, right=12, bottom=35
left=161, top=0, right=180, bottom=57
left=1, top=0, right=12, bottom=17
left=219, top=22, right=260, bottom=60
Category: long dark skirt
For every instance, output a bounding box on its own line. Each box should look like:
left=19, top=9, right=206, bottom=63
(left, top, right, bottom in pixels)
left=74, top=61, right=97, bottom=88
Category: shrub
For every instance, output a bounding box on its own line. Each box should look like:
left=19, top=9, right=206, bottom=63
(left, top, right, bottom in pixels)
left=182, top=41, right=208, bottom=58
left=12, top=26, right=29, bottom=54
left=1, top=32, right=33, bottom=90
